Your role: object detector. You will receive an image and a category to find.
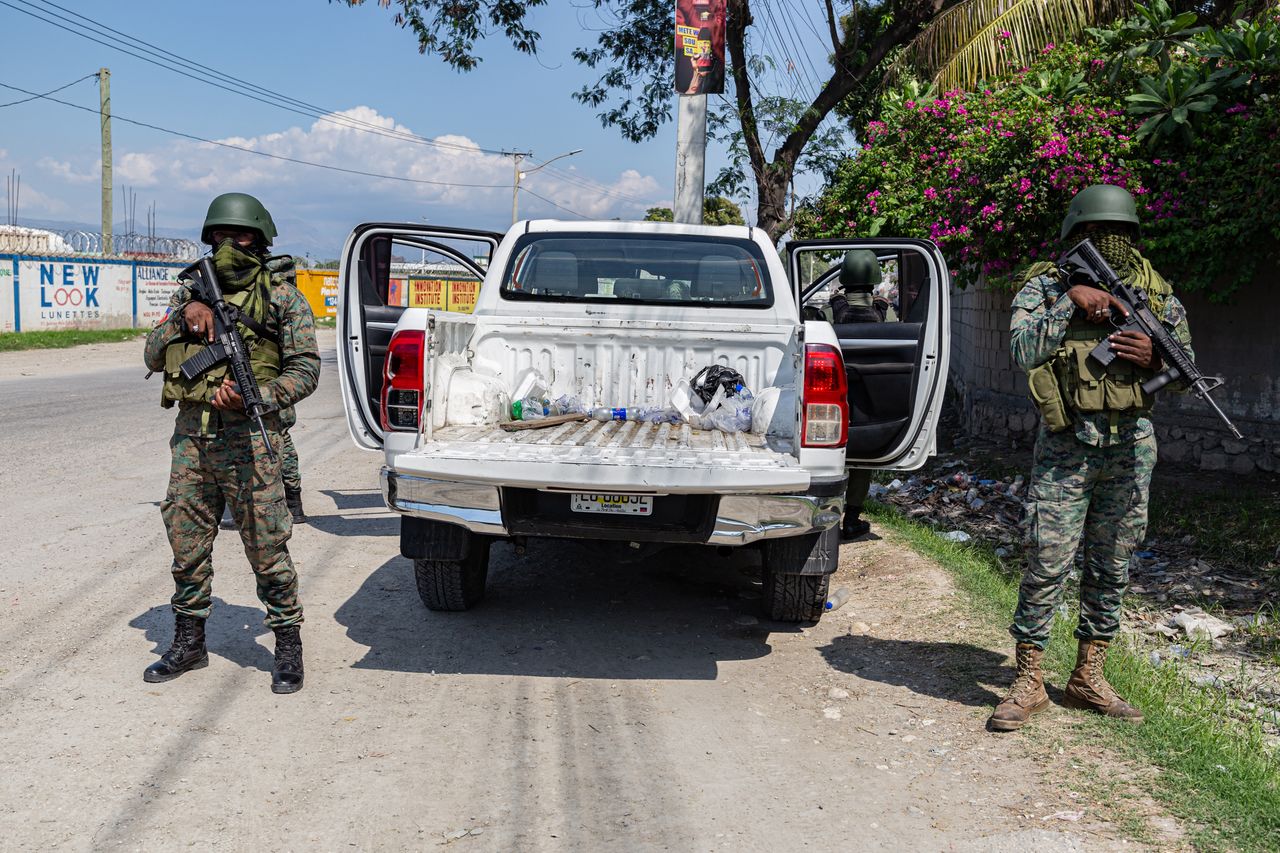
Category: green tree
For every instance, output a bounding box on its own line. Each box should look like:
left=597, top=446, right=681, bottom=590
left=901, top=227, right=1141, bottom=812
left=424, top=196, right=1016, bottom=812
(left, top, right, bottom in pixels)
left=643, top=197, right=745, bottom=225
left=336, top=0, right=1029, bottom=241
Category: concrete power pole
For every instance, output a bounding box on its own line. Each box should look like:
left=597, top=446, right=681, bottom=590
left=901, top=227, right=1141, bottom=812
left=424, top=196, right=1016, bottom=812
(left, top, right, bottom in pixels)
left=99, top=67, right=112, bottom=256
left=673, top=95, right=706, bottom=224
left=510, top=152, right=523, bottom=225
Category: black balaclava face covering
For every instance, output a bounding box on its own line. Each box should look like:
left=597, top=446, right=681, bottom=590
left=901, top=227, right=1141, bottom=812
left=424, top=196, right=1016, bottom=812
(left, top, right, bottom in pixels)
left=1090, top=224, right=1135, bottom=276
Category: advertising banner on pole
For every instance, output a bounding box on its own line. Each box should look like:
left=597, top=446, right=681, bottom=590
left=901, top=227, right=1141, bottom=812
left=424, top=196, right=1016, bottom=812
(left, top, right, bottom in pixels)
left=675, top=0, right=726, bottom=95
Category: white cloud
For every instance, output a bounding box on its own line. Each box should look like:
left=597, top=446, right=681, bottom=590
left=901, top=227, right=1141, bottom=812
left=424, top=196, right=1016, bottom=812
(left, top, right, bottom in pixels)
left=116, top=106, right=663, bottom=218
left=15, top=107, right=668, bottom=254
left=38, top=157, right=98, bottom=184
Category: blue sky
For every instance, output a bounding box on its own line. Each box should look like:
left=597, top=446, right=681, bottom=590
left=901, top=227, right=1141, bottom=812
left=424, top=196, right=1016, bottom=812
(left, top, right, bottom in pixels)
left=0, top=0, right=839, bottom=257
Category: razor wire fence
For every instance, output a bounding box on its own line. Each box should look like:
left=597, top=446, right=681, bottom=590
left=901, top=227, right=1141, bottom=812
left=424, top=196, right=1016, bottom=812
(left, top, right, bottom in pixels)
left=0, top=227, right=200, bottom=260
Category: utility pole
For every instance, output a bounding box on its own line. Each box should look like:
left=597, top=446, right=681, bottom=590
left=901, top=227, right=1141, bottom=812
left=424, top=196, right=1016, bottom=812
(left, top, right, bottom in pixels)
left=98, top=67, right=112, bottom=256
left=507, top=149, right=582, bottom=224
left=673, top=95, right=706, bottom=224
left=510, top=152, right=524, bottom=224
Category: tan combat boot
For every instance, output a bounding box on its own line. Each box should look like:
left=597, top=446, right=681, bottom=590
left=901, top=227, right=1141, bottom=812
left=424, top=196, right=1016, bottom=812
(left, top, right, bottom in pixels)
left=988, top=643, right=1051, bottom=732
left=1063, top=639, right=1143, bottom=722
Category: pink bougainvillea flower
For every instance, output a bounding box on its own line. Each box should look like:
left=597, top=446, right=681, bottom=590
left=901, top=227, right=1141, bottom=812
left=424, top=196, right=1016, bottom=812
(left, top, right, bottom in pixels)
left=924, top=187, right=938, bottom=200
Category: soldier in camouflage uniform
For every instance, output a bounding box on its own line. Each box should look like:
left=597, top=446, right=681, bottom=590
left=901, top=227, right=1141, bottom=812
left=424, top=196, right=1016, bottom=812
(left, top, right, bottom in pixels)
left=989, top=185, right=1193, bottom=731
left=219, top=254, right=307, bottom=529
left=142, top=192, right=320, bottom=694
left=829, top=250, right=885, bottom=540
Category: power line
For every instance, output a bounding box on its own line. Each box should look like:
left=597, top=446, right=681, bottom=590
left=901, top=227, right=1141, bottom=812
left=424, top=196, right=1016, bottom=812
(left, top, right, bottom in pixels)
left=531, top=160, right=651, bottom=205
left=3, top=0, right=509, bottom=157
left=518, top=186, right=587, bottom=219
left=0, top=81, right=515, bottom=190
left=0, top=71, right=95, bottom=108
left=11, top=0, right=651, bottom=210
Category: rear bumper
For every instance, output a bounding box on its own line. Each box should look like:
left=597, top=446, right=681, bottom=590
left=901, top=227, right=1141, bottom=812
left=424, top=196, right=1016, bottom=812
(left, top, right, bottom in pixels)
left=381, top=468, right=845, bottom=545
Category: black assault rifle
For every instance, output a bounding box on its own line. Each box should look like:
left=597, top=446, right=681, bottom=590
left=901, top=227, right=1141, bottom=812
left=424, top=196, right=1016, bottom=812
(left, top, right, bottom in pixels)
left=1058, top=239, right=1242, bottom=439
left=178, top=256, right=277, bottom=459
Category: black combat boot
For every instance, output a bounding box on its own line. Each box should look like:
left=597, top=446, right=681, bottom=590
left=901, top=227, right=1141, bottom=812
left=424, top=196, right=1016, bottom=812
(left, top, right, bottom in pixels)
left=840, top=512, right=871, bottom=540
left=285, top=487, right=306, bottom=525
left=143, top=614, right=208, bottom=682
left=271, top=625, right=304, bottom=694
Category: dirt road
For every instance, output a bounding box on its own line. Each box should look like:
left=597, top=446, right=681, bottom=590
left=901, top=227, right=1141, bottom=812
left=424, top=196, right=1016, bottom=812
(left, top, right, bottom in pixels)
left=0, top=334, right=1138, bottom=850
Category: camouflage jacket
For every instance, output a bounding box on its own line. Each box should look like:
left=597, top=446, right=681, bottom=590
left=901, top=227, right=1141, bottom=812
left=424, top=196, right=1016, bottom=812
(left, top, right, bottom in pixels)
left=144, top=275, right=320, bottom=437
left=1009, top=264, right=1193, bottom=447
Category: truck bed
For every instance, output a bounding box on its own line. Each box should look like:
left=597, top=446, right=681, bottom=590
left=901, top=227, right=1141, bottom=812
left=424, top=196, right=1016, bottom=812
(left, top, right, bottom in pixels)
left=391, top=419, right=807, bottom=493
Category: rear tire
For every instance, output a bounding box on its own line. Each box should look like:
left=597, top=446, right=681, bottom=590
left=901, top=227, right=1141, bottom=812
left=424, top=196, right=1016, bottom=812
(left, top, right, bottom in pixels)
left=760, top=529, right=837, bottom=622
left=761, top=566, right=830, bottom=622
left=414, top=538, right=491, bottom=611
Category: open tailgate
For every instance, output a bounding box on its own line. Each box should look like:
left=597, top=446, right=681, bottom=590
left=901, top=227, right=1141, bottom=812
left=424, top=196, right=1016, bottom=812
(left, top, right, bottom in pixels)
left=391, top=419, right=807, bottom=493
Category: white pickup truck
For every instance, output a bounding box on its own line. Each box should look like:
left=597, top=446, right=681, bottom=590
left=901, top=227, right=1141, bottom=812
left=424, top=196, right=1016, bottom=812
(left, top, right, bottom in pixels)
left=338, top=220, right=950, bottom=621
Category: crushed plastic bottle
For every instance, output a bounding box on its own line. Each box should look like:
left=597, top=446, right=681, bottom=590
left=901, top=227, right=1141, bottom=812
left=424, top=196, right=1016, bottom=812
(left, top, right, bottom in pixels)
left=825, top=587, right=852, bottom=612
left=591, top=406, right=681, bottom=424
left=513, top=397, right=554, bottom=421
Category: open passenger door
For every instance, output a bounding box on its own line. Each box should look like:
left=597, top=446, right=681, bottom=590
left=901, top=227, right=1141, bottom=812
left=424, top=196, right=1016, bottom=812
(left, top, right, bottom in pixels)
left=338, top=222, right=502, bottom=450
left=788, top=238, right=951, bottom=471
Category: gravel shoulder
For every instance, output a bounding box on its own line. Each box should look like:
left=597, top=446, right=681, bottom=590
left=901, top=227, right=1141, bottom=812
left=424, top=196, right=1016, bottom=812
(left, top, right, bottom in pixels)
left=0, top=335, right=1171, bottom=851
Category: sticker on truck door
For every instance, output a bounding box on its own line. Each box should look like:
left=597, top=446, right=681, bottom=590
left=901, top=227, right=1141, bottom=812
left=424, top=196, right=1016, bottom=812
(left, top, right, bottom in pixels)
left=570, top=494, right=654, bottom=516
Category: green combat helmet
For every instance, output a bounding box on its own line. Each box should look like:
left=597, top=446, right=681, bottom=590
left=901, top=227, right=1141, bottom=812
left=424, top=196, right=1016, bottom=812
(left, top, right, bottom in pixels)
left=201, top=192, right=277, bottom=246
left=1060, top=184, right=1140, bottom=241
left=839, top=249, right=882, bottom=292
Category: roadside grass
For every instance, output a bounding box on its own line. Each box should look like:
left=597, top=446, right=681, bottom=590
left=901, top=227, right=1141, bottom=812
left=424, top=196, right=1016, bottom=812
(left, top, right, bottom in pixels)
left=866, top=501, right=1280, bottom=852
left=315, top=316, right=336, bottom=328
left=0, top=328, right=146, bottom=352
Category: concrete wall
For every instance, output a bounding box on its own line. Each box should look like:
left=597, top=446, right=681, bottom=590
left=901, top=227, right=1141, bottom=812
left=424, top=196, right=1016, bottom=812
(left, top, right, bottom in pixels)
left=949, top=270, right=1280, bottom=474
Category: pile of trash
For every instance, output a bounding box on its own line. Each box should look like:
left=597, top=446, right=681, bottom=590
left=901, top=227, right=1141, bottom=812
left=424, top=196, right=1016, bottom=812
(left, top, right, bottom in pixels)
left=869, top=462, right=1029, bottom=551
left=507, top=365, right=761, bottom=434
left=870, top=461, right=1271, bottom=612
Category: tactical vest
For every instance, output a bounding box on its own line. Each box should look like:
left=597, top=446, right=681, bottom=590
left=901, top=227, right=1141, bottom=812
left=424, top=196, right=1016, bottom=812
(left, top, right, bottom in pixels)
left=836, top=290, right=882, bottom=323
left=160, top=284, right=281, bottom=408
left=1052, top=315, right=1157, bottom=414
left=1024, top=253, right=1172, bottom=431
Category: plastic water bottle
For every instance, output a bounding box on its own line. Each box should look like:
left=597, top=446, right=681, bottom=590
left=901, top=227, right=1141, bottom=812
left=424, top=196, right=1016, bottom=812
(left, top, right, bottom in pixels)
left=514, top=397, right=553, bottom=421
left=825, top=587, right=851, bottom=612
left=591, top=407, right=629, bottom=422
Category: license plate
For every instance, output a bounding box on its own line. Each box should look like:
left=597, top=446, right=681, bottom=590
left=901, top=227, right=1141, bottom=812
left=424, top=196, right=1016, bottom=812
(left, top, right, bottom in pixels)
left=570, top=493, right=654, bottom=516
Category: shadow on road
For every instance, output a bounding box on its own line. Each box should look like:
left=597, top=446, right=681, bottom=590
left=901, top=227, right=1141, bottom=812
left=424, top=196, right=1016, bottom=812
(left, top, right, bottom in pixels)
left=130, top=597, right=274, bottom=673
left=818, top=634, right=1009, bottom=707
left=334, top=538, right=786, bottom=680
left=304, top=512, right=398, bottom=538
left=318, top=488, right=386, bottom=511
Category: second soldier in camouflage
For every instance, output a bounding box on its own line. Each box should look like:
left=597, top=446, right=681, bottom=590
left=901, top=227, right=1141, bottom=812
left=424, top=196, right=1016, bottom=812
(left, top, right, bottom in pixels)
left=989, top=185, right=1193, bottom=732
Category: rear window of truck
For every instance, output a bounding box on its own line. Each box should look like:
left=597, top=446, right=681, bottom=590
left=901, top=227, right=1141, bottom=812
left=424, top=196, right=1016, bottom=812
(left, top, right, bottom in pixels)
left=499, top=233, right=773, bottom=308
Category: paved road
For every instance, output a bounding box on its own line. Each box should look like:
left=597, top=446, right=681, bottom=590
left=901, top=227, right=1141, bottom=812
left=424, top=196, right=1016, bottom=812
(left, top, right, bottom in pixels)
left=0, top=334, right=1122, bottom=851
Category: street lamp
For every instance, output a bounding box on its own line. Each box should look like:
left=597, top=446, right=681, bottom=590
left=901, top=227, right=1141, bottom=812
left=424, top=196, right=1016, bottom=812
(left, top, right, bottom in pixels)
left=510, top=148, right=583, bottom=223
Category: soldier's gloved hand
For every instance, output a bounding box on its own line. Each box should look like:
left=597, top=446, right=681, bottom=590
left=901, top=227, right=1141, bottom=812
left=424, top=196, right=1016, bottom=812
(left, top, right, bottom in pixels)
left=1107, top=330, right=1157, bottom=369
left=211, top=378, right=246, bottom=412
left=1067, top=285, right=1128, bottom=324
left=182, top=302, right=216, bottom=343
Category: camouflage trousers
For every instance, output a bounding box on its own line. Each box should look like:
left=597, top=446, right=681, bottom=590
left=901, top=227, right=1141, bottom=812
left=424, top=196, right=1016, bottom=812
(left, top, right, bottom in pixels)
left=281, top=428, right=301, bottom=493
left=846, top=468, right=872, bottom=516
left=160, top=428, right=302, bottom=628
left=1010, top=427, right=1156, bottom=648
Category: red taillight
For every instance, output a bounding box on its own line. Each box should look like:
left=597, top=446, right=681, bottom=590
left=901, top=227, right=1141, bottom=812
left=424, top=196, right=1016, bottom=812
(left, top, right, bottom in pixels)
left=381, top=329, right=425, bottom=431
left=802, top=343, right=849, bottom=447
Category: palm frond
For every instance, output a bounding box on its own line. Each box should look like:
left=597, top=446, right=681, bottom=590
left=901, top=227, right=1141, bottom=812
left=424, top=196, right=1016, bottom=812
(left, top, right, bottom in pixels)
left=886, top=0, right=1134, bottom=91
